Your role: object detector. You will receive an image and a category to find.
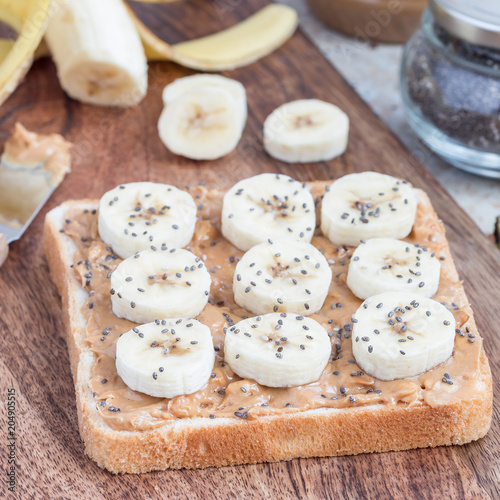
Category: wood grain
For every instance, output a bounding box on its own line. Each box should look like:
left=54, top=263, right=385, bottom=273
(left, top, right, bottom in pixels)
left=0, top=1, right=498, bottom=498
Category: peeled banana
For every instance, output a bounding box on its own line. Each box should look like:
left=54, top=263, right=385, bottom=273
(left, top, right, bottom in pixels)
left=44, top=0, right=148, bottom=107
left=0, top=1, right=297, bottom=108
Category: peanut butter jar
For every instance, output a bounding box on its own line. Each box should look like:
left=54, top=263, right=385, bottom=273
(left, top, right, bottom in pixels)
left=307, top=0, right=427, bottom=43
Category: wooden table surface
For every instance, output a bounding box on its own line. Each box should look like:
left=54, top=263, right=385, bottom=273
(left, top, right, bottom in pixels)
left=0, top=1, right=498, bottom=498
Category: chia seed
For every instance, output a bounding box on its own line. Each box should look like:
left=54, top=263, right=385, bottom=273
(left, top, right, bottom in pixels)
left=405, top=14, right=500, bottom=155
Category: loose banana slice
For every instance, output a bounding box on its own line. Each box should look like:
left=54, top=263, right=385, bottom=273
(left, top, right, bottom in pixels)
left=110, top=248, right=211, bottom=323
left=162, top=74, right=247, bottom=131
left=157, top=86, right=242, bottom=160
left=116, top=318, right=215, bottom=398
left=224, top=313, right=331, bottom=387
left=221, top=173, right=316, bottom=251
left=352, top=291, right=455, bottom=380
left=321, top=172, right=417, bottom=246
left=347, top=238, right=441, bottom=299
left=98, top=182, right=196, bottom=259
left=233, top=239, right=332, bottom=315
left=263, top=99, right=349, bottom=163
left=45, top=0, right=148, bottom=107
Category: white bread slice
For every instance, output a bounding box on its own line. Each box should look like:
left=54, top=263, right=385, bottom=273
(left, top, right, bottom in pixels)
left=43, top=190, right=492, bottom=474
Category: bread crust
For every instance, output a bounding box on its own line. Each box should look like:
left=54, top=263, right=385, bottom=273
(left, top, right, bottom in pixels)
left=43, top=195, right=492, bottom=474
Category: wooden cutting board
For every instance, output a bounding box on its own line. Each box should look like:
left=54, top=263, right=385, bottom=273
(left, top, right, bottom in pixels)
left=0, top=1, right=498, bottom=498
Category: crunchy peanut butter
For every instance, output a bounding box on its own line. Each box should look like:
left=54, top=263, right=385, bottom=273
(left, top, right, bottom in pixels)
left=63, top=183, right=482, bottom=432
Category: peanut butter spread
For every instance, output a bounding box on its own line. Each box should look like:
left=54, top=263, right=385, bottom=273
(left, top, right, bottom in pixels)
left=62, top=183, right=482, bottom=432
left=0, top=123, right=71, bottom=227
left=4, top=123, right=71, bottom=184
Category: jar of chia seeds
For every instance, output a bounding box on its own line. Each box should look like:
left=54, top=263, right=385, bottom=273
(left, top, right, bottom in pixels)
left=400, top=0, right=500, bottom=178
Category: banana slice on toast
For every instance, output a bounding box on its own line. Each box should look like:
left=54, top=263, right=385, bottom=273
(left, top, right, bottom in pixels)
left=352, top=292, right=455, bottom=380
left=233, top=238, right=332, bottom=315
left=347, top=238, right=441, bottom=299
left=98, top=182, right=197, bottom=259
left=225, top=313, right=331, bottom=387
left=110, top=248, right=211, bottom=323
left=116, top=319, right=215, bottom=398
left=321, top=172, right=417, bottom=246
left=222, top=173, right=316, bottom=251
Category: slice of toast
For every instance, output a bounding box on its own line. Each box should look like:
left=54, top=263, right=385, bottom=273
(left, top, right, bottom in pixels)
left=43, top=182, right=492, bottom=474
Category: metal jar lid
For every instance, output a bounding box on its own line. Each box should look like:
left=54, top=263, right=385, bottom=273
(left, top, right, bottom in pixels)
left=430, top=0, right=500, bottom=49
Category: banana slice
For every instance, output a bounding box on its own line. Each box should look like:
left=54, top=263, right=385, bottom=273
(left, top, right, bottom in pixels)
left=321, top=172, right=417, bottom=246
left=158, top=86, right=242, bottom=160
left=347, top=238, right=441, bottom=299
left=263, top=99, right=349, bottom=163
left=352, top=291, right=455, bottom=380
left=233, top=239, right=332, bottom=315
left=116, top=318, right=215, bottom=398
left=98, top=182, right=197, bottom=259
left=221, top=173, right=316, bottom=251
left=44, top=0, right=147, bottom=107
left=110, top=248, right=211, bottom=324
left=162, top=74, right=247, bottom=131
left=224, top=313, right=331, bottom=387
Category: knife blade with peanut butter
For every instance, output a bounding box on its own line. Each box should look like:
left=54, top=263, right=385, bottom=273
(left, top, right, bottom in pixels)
left=0, top=123, right=71, bottom=266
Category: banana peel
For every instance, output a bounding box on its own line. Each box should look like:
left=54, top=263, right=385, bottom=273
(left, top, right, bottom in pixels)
left=0, top=39, right=15, bottom=63
left=126, top=3, right=298, bottom=71
left=0, top=0, right=52, bottom=106
left=0, top=0, right=297, bottom=106
left=495, top=217, right=500, bottom=249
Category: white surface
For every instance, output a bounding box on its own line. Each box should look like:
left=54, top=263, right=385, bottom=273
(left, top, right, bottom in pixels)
left=278, top=0, right=500, bottom=235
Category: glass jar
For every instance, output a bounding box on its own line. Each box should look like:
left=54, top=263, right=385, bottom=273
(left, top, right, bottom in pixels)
left=400, top=0, right=500, bottom=178
left=307, top=0, right=427, bottom=43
